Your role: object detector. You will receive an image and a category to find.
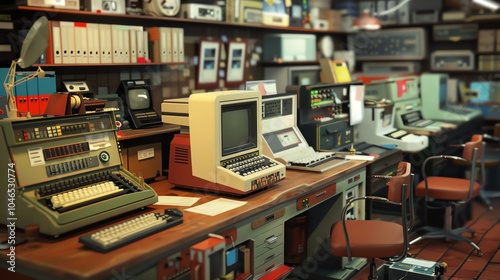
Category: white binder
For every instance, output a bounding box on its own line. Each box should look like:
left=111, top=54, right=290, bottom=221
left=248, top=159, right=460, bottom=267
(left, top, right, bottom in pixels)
left=143, top=30, right=149, bottom=62
left=74, top=22, right=88, bottom=64
left=136, top=28, right=144, bottom=62
left=60, top=21, right=75, bottom=64
left=129, top=27, right=138, bottom=63
left=172, top=28, right=184, bottom=63
left=160, top=27, right=172, bottom=63
left=98, top=24, right=112, bottom=63
left=86, top=23, right=101, bottom=64
left=111, top=25, right=121, bottom=63
left=118, top=26, right=130, bottom=63
left=51, top=21, right=62, bottom=64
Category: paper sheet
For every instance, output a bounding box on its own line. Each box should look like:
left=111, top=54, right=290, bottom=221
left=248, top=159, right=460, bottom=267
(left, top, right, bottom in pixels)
left=185, top=198, right=247, bottom=216
left=154, top=196, right=200, bottom=207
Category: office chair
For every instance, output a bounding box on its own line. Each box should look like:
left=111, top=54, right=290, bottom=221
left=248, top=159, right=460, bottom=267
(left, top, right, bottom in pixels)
left=409, top=135, right=485, bottom=257
left=330, top=161, right=413, bottom=280
left=482, top=123, right=500, bottom=199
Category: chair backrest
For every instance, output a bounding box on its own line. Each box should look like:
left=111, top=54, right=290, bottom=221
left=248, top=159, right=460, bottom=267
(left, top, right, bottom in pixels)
left=387, top=161, right=414, bottom=246
left=463, top=134, right=483, bottom=162
left=387, top=161, right=412, bottom=203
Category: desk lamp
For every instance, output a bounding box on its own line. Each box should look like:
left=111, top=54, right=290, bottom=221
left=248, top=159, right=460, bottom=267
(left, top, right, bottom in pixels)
left=473, top=0, right=500, bottom=10
left=353, top=0, right=411, bottom=30
left=3, top=16, right=48, bottom=119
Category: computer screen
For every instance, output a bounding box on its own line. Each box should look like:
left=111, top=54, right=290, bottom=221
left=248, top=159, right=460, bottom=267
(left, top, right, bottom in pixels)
left=221, top=101, right=258, bottom=157
left=439, top=76, right=448, bottom=109
left=127, top=88, right=150, bottom=110
left=263, top=127, right=302, bottom=154
left=290, top=66, right=320, bottom=87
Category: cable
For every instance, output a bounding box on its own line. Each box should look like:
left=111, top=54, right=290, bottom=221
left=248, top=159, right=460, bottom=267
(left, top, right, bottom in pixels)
left=372, top=0, right=412, bottom=16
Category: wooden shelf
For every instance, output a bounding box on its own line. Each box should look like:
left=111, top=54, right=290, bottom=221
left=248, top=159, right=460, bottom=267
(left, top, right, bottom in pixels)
left=33, top=62, right=187, bottom=67
left=7, top=5, right=352, bottom=35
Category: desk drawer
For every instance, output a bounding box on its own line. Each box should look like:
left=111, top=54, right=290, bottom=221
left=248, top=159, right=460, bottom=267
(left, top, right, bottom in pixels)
left=254, top=246, right=284, bottom=277
left=254, top=224, right=283, bottom=246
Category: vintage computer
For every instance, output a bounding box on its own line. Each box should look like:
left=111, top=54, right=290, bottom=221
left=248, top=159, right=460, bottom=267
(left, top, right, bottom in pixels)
left=260, top=92, right=349, bottom=172
left=94, top=93, right=130, bottom=130
left=162, top=90, right=286, bottom=196
left=286, top=82, right=363, bottom=151
left=420, top=73, right=482, bottom=122
left=116, top=79, right=162, bottom=129
left=364, top=76, right=455, bottom=136
left=0, top=112, right=158, bottom=236
left=356, top=99, right=429, bottom=153
left=264, top=65, right=321, bottom=94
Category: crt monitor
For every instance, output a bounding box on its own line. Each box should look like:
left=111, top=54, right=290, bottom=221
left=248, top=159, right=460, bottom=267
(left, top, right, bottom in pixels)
left=167, top=90, right=286, bottom=195
left=115, top=80, right=162, bottom=129
left=221, top=101, right=258, bottom=157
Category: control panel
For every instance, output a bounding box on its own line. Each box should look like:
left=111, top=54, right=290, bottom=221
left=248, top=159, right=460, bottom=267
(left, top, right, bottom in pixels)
left=11, top=113, right=112, bottom=143
left=287, top=82, right=361, bottom=125
left=348, top=28, right=427, bottom=60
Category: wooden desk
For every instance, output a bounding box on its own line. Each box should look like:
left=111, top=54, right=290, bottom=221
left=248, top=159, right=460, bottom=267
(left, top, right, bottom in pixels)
left=0, top=160, right=368, bottom=280
left=116, top=124, right=180, bottom=141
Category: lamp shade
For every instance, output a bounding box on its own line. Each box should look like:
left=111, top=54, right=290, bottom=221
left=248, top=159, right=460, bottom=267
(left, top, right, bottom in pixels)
left=472, top=0, right=500, bottom=10
left=353, top=10, right=381, bottom=30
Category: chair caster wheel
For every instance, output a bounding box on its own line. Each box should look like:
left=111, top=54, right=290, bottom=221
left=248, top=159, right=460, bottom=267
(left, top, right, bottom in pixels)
left=476, top=250, right=483, bottom=257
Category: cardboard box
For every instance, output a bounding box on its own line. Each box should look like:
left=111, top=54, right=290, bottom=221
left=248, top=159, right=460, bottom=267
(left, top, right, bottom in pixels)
left=127, top=142, right=162, bottom=180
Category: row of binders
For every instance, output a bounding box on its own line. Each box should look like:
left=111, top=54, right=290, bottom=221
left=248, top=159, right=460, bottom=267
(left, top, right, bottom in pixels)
left=45, top=21, right=184, bottom=64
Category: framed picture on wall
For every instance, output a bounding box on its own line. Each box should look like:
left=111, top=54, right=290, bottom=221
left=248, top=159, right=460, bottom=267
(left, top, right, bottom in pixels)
left=196, top=38, right=221, bottom=89
left=225, top=39, right=247, bottom=88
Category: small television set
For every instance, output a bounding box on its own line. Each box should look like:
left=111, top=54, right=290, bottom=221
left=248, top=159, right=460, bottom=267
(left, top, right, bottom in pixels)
left=166, top=90, right=286, bottom=195
left=115, top=79, right=162, bottom=129
left=94, top=93, right=129, bottom=129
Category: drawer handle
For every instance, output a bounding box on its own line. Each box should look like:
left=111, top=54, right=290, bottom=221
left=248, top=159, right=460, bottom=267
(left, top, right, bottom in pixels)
left=266, top=235, right=278, bottom=244
left=316, top=190, right=327, bottom=197
left=265, top=254, right=275, bottom=262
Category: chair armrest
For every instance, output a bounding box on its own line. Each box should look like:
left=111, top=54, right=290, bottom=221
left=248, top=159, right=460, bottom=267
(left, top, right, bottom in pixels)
left=371, top=174, right=392, bottom=179
left=421, top=155, right=466, bottom=180
left=449, top=144, right=465, bottom=148
left=483, top=133, right=500, bottom=143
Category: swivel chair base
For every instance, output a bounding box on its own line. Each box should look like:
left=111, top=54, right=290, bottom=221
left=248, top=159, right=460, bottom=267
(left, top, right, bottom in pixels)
left=410, top=204, right=482, bottom=257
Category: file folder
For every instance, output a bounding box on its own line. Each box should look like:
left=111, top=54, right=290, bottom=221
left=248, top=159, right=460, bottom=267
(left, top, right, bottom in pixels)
left=87, top=23, right=100, bottom=64
left=50, top=21, right=62, bottom=64
left=161, top=27, right=172, bottom=63
left=111, top=25, right=122, bottom=63
left=172, top=28, right=184, bottom=63
left=129, top=26, right=143, bottom=63
left=98, top=24, right=112, bottom=63
left=60, top=21, right=75, bottom=64
left=136, top=28, right=144, bottom=63
left=74, top=22, right=88, bottom=64
left=143, top=30, right=149, bottom=62
left=120, top=25, right=130, bottom=63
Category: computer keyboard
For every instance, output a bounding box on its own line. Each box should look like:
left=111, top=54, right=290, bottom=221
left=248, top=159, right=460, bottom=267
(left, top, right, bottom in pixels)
left=389, top=130, right=408, bottom=138
left=445, top=107, right=471, bottom=115
left=289, top=152, right=336, bottom=167
left=79, top=208, right=183, bottom=252
left=411, top=119, right=434, bottom=127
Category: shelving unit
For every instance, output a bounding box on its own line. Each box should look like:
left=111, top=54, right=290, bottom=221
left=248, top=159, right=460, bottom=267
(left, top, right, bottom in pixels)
left=0, top=4, right=356, bottom=119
